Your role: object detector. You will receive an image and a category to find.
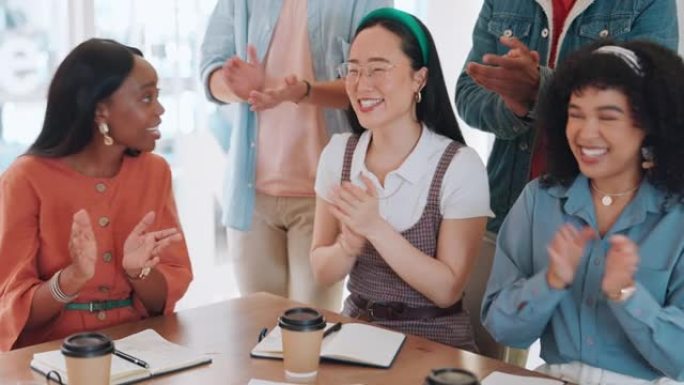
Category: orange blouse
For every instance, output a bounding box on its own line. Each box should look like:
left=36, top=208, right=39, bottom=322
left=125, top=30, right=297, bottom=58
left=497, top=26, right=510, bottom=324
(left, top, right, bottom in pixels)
left=0, top=153, right=192, bottom=351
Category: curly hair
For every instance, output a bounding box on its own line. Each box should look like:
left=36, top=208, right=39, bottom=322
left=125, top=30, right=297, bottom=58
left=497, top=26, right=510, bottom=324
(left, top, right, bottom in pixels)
left=537, top=40, right=684, bottom=197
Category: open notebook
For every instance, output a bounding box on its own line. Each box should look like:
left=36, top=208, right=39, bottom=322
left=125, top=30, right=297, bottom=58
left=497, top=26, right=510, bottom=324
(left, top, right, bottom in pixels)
left=30, top=329, right=212, bottom=385
left=251, top=322, right=405, bottom=368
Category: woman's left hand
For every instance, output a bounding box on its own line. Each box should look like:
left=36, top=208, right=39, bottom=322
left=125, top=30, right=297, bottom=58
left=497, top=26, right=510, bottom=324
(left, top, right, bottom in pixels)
left=122, top=211, right=183, bottom=278
left=602, top=234, right=639, bottom=298
left=329, top=175, right=384, bottom=238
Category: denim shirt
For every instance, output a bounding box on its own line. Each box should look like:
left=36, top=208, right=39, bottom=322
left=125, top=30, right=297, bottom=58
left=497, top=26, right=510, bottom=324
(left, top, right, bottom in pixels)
left=199, top=0, right=390, bottom=230
left=455, top=0, right=678, bottom=233
left=483, top=176, right=684, bottom=381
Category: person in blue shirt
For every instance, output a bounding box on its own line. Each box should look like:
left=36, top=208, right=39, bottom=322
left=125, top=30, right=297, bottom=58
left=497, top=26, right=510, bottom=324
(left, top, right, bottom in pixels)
left=482, top=40, right=684, bottom=384
left=199, top=0, right=389, bottom=311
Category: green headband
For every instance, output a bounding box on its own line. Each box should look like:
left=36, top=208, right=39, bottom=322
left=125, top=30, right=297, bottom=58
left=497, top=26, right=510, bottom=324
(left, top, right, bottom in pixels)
left=358, top=8, right=429, bottom=65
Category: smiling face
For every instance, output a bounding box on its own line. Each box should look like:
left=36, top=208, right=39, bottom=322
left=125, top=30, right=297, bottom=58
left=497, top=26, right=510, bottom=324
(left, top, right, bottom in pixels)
left=345, top=25, right=426, bottom=131
left=566, top=86, right=646, bottom=187
left=96, top=56, right=165, bottom=152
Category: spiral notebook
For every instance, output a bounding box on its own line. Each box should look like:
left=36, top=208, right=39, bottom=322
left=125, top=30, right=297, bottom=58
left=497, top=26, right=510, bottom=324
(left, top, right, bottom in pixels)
left=251, top=322, right=405, bottom=368
left=30, top=329, right=212, bottom=385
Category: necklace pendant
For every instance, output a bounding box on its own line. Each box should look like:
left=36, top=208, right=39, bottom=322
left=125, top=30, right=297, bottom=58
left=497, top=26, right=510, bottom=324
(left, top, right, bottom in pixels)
left=601, top=195, right=613, bottom=206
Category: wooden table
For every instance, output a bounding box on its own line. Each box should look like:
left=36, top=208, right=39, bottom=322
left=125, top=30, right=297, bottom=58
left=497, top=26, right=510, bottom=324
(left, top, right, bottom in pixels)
left=0, top=293, right=560, bottom=384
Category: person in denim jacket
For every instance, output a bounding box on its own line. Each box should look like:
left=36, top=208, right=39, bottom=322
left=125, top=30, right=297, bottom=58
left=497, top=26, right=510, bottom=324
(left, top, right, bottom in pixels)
left=199, top=0, right=389, bottom=310
left=455, top=0, right=678, bottom=234
left=483, top=41, right=684, bottom=384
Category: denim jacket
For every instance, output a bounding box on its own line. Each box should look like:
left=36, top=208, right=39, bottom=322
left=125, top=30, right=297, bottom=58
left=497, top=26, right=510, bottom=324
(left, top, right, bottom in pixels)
left=483, top=176, right=684, bottom=381
left=455, top=0, right=678, bottom=233
left=199, top=0, right=390, bottom=230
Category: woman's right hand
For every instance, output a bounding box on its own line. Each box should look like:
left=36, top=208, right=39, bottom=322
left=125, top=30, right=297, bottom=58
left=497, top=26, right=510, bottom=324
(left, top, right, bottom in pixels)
left=248, top=74, right=306, bottom=111
left=337, top=223, right=365, bottom=258
left=67, top=209, right=98, bottom=281
left=546, top=224, right=595, bottom=289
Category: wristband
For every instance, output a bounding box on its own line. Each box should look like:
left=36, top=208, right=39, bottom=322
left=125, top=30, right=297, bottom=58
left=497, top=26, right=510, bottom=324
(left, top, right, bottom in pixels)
left=295, top=79, right=311, bottom=104
left=608, top=285, right=636, bottom=303
left=49, top=269, right=79, bottom=303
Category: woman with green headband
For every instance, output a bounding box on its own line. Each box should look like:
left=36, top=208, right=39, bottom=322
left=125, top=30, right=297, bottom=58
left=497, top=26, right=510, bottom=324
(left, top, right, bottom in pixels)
left=310, top=8, right=493, bottom=350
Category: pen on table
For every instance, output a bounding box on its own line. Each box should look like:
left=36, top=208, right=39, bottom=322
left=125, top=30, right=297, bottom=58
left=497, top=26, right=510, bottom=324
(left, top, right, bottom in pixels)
left=257, top=327, right=269, bottom=342
left=323, top=322, right=343, bottom=338
left=114, top=349, right=150, bottom=369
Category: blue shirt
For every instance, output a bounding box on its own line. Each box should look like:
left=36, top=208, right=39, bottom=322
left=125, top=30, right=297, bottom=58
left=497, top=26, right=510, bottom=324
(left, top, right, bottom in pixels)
left=199, top=0, right=390, bottom=230
left=455, top=0, right=679, bottom=233
left=482, top=175, right=684, bottom=381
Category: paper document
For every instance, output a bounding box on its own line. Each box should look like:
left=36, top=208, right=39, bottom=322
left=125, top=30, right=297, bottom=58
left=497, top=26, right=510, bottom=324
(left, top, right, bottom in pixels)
left=481, top=371, right=563, bottom=385
left=248, top=380, right=297, bottom=385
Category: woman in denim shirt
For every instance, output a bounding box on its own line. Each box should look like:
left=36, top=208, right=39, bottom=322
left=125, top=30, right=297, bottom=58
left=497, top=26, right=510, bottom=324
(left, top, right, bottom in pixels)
left=455, top=0, right=678, bottom=234
left=483, top=41, right=684, bottom=384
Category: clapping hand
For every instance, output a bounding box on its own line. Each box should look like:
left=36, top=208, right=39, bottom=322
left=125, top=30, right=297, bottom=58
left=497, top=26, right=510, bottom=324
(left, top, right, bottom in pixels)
left=546, top=224, right=595, bottom=289
left=122, top=211, right=182, bottom=278
left=329, top=175, right=383, bottom=238
left=248, top=74, right=307, bottom=111
left=337, top=223, right=366, bottom=257
left=68, top=209, right=98, bottom=281
left=220, top=45, right=265, bottom=100
left=602, top=235, right=639, bottom=299
left=466, top=36, right=540, bottom=117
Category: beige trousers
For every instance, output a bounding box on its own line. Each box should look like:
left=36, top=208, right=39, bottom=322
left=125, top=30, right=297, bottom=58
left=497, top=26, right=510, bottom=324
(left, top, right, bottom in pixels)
left=227, top=192, right=343, bottom=311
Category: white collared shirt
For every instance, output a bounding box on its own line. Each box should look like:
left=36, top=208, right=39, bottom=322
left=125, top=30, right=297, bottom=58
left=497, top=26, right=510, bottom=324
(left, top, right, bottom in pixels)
left=315, top=127, right=494, bottom=232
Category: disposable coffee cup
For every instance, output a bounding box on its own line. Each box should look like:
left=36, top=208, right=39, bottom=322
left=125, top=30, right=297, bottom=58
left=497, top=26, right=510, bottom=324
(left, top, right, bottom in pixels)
left=278, top=307, right=326, bottom=381
left=425, top=368, right=480, bottom=385
left=61, top=332, right=114, bottom=385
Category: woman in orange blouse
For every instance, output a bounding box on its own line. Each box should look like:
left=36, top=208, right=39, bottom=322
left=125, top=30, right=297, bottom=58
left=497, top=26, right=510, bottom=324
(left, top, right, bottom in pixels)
left=0, top=38, right=192, bottom=351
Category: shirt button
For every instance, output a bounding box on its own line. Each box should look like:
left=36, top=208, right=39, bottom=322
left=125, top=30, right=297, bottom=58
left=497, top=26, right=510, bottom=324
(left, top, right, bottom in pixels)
left=95, top=183, right=107, bottom=193
left=97, top=311, right=107, bottom=321
left=103, top=252, right=113, bottom=263
left=98, top=286, right=110, bottom=294
left=541, top=28, right=549, bottom=38
left=586, top=337, right=594, bottom=346
left=503, top=29, right=513, bottom=38
left=250, top=142, right=255, bottom=148
left=519, top=142, right=529, bottom=151
left=247, top=183, right=253, bottom=188
left=593, top=258, right=601, bottom=266
left=98, top=216, right=110, bottom=227
left=599, top=29, right=609, bottom=38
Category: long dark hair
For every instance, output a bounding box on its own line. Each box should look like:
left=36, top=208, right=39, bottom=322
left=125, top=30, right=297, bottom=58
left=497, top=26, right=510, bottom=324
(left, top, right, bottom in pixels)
left=346, top=15, right=465, bottom=144
left=538, top=40, right=684, bottom=197
left=27, top=38, right=143, bottom=157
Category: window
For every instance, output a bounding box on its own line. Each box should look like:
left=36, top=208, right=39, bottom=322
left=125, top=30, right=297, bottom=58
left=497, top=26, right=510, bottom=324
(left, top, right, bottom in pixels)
left=0, top=0, right=67, bottom=169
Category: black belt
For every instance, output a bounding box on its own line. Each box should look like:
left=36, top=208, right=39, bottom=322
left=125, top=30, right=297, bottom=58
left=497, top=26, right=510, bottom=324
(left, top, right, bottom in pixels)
left=350, top=293, right=462, bottom=321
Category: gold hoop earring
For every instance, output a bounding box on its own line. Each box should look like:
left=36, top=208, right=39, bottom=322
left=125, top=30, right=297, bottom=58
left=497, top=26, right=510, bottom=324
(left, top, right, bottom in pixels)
left=98, top=122, right=114, bottom=146
left=415, top=91, right=422, bottom=104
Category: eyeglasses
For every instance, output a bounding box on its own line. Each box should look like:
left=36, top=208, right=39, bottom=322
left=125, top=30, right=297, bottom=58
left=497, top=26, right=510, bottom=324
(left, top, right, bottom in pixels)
left=337, top=62, right=398, bottom=84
